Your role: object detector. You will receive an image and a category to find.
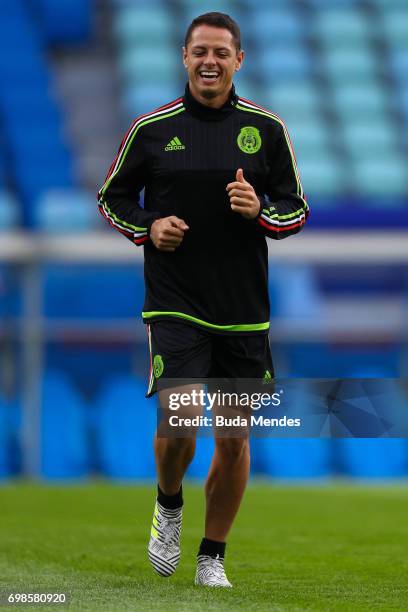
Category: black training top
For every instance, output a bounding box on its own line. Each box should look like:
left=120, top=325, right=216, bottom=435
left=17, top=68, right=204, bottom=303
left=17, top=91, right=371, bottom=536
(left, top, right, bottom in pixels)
left=98, top=84, right=309, bottom=334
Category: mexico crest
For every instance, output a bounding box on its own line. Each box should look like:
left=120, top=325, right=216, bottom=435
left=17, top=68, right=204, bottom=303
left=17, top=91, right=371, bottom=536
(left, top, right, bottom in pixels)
left=237, top=126, right=262, bottom=154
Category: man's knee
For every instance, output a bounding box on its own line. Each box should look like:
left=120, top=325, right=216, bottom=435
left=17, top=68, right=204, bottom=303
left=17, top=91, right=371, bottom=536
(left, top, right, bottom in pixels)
left=156, top=436, right=196, bottom=463
left=214, top=437, right=249, bottom=464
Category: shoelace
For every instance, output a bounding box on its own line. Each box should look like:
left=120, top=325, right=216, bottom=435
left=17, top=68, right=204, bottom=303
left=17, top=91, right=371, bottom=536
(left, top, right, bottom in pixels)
left=201, top=557, right=227, bottom=582
left=159, top=516, right=180, bottom=547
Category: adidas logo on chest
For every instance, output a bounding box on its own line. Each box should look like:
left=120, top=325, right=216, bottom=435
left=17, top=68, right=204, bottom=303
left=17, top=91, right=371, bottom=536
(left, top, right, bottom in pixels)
left=165, top=136, right=185, bottom=151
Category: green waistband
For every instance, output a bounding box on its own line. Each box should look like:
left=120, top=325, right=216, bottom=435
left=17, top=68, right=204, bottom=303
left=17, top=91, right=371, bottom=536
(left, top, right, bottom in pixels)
left=142, top=310, right=269, bottom=332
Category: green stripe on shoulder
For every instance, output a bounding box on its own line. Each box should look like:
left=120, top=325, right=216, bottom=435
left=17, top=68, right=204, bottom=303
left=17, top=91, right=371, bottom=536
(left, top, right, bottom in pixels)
left=101, top=106, right=185, bottom=196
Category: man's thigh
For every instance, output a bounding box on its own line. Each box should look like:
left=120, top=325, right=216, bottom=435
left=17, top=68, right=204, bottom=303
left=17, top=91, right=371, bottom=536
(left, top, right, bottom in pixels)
left=210, top=333, right=274, bottom=379
left=146, top=321, right=212, bottom=397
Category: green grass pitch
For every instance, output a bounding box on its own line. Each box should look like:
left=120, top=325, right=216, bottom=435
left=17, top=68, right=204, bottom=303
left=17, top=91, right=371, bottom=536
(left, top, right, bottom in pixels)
left=1, top=482, right=408, bottom=611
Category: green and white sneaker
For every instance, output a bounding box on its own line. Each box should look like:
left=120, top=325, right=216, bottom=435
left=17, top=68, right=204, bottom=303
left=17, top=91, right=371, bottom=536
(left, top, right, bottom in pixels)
left=195, top=554, right=232, bottom=587
left=148, top=501, right=182, bottom=577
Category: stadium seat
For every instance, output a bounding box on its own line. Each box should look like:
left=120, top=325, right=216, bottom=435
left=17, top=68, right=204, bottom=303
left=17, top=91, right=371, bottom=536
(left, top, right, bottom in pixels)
left=308, top=0, right=357, bottom=6
left=40, top=371, right=89, bottom=479
left=258, top=44, right=312, bottom=82
left=250, top=8, right=304, bottom=42
left=352, top=156, right=408, bottom=196
left=341, top=120, right=398, bottom=158
left=256, top=438, right=332, bottom=479
left=119, top=46, right=180, bottom=84
left=266, top=81, right=320, bottom=120
left=114, top=7, right=174, bottom=44
left=43, top=264, right=145, bottom=319
left=233, top=75, right=262, bottom=104
left=335, top=439, right=408, bottom=478
left=322, top=46, right=378, bottom=83
left=313, top=9, right=372, bottom=44
left=285, top=117, right=331, bottom=161
left=382, top=9, right=408, bottom=47
left=123, top=83, right=181, bottom=117
left=269, top=264, right=322, bottom=320
left=30, top=0, right=93, bottom=44
left=96, top=375, right=156, bottom=479
left=33, top=189, right=97, bottom=232
left=187, top=436, right=215, bottom=479
left=0, top=395, right=12, bottom=478
left=178, top=1, right=243, bottom=30
left=390, top=49, right=408, bottom=84
left=0, top=191, right=20, bottom=230
left=297, top=154, right=347, bottom=196
left=331, top=82, right=389, bottom=118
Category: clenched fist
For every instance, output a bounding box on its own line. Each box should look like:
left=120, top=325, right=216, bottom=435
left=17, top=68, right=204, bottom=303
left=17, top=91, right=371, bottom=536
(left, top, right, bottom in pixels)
left=150, top=216, right=189, bottom=251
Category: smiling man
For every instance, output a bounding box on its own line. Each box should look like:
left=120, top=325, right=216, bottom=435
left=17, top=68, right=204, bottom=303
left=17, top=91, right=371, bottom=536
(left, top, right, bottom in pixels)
left=98, top=12, right=309, bottom=587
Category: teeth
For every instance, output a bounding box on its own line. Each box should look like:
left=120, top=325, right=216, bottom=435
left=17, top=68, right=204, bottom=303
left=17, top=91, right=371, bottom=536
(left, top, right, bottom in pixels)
left=200, top=72, right=219, bottom=77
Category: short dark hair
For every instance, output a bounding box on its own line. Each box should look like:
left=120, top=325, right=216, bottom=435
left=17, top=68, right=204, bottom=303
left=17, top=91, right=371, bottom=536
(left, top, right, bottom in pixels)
left=184, top=12, right=241, bottom=52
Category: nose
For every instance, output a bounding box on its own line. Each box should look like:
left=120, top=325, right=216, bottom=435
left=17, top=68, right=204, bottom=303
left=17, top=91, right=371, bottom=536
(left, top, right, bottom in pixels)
left=203, top=50, right=217, bottom=65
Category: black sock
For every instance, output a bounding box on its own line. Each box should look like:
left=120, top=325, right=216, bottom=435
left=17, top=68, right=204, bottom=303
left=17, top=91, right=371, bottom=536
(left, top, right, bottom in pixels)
left=157, top=484, right=183, bottom=509
left=198, top=537, right=226, bottom=559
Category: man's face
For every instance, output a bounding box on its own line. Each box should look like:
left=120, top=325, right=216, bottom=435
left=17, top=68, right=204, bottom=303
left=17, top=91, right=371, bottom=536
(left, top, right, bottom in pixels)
left=183, top=25, right=244, bottom=105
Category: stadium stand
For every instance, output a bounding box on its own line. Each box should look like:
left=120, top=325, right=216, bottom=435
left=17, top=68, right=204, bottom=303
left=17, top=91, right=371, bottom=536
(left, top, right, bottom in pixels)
left=0, top=0, right=407, bottom=481
left=96, top=376, right=156, bottom=479
left=40, top=370, right=89, bottom=479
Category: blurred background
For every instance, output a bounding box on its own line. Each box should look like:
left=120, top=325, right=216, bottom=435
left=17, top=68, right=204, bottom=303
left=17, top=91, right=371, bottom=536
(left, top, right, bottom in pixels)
left=0, top=0, right=407, bottom=481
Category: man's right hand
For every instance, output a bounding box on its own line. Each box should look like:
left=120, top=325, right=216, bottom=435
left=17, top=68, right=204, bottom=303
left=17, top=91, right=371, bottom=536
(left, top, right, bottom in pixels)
left=150, top=216, right=189, bottom=251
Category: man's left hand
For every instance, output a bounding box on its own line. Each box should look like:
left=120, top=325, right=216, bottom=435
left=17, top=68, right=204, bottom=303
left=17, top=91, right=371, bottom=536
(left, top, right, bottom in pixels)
left=226, top=169, right=261, bottom=220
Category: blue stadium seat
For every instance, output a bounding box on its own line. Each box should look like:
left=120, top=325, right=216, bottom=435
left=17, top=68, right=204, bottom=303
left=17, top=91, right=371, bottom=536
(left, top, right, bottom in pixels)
left=119, top=45, right=180, bottom=83
left=266, top=81, right=320, bottom=120
left=123, top=83, right=181, bottom=117
left=0, top=191, right=20, bottom=230
left=285, top=117, right=331, bottom=161
left=30, top=0, right=92, bottom=44
left=179, top=1, right=243, bottom=28
left=115, top=7, right=174, bottom=44
left=332, top=82, right=389, bottom=118
left=33, top=189, right=96, bottom=232
left=390, top=49, right=408, bottom=84
left=382, top=9, right=408, bottom=47
left=352, top=156, right=408, bottom=196
left=335, top=439, right=408, bottom=478
left=322, top=46, right=378, bottom=82
left=186, top=436, right=215, bottom=479
left=313, top=8, right=372, bottom=44
left=43, top=264, right=145, bottom=319
left=258, top=44, right=312, bottom=82
left=399, top=87, right=408, bottom=123
left=96, top=375, right=156, bottom=479
left=0, top=140, right=7, bottom=189
left=250, top=8, right=304, bottom=42
left=342, top=120, right=398, bottom=157
left=256, top=439, right=332, bottom=479
left=308, top=0, right=357, bottom=6
left=0, top=395, right=12, bottom=478
left=233, top=75, right=262, bottom=104
left=297, top=154, right=347, bottom=196
left=269, top=264, right=322, bottom=320
left=40, top=371, right=89, bottom=479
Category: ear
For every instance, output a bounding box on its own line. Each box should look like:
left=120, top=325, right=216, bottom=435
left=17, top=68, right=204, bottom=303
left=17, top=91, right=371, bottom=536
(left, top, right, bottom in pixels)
left=235, top=49, right=244, bottom=72
left=182, top=46, right=188, bottom=68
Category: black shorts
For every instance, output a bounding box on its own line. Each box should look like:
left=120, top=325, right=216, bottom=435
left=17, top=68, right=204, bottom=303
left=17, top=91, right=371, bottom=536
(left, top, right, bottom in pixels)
left=146, top=321, right=274, bottom=397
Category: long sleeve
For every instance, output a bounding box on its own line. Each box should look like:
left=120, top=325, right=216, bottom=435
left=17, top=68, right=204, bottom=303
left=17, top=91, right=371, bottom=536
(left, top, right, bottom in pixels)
left=257, top=120, right=309, bottom=240
left=97, top=120, right=161, bottom=246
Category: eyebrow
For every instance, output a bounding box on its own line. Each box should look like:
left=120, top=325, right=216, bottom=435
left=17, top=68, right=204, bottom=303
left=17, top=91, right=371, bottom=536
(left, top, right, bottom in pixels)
left=191, top=45, right=231, bottom=51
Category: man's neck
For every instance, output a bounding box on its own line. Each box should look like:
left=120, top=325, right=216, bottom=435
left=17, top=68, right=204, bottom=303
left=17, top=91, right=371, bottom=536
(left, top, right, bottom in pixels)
left=188, top=83, right=231, bottom=109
